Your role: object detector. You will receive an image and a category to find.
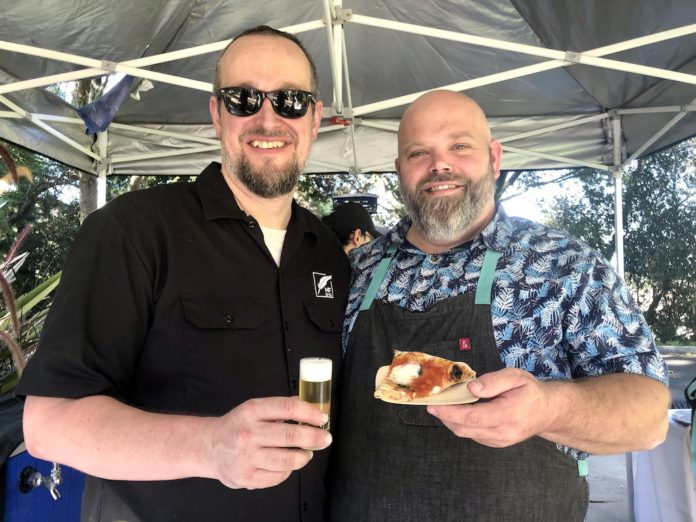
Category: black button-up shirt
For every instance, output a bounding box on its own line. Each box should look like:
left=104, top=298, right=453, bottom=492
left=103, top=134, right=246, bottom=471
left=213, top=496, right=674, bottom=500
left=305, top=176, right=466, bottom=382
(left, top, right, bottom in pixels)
left=17, top=163, right=350, bottom=521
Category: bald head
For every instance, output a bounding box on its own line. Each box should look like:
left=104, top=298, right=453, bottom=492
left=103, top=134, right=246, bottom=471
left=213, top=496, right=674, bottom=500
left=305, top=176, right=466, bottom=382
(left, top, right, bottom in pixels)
left=398, top=90, right=492, bottom=156
left=213, top=25, right=319, bottom=96
left=393, top=89, right=502, bottom=251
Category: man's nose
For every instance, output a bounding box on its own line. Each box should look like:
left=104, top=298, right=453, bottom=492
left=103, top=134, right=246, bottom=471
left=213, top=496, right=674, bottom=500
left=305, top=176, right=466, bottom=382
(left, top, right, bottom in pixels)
left=256, top=97, right=278, bottom=124
left=429, top=154, right=452, bottom=174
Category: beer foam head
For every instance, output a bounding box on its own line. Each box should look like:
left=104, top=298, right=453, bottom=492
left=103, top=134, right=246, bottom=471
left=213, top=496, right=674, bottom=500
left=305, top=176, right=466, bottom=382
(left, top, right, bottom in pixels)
left=300, top=357, right=332, bottom=382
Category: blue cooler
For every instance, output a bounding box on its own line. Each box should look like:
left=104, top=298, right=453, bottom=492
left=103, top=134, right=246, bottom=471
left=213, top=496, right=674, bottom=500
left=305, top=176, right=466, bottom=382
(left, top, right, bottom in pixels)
left=1, top=394, right=85, bottom=521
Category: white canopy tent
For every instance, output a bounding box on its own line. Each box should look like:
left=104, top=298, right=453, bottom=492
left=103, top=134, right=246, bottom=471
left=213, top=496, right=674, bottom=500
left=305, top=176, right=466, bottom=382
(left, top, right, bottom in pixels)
left=1, top=1, right=695, bottom=174
left=3, top=1, right=696, bottom=271
left=2, top=2, right=694, bottom=518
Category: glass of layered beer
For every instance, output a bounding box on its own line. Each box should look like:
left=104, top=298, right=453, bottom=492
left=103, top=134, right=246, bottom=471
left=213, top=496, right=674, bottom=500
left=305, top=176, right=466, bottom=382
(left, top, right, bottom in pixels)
left=299, top=357, right=332, bottom=430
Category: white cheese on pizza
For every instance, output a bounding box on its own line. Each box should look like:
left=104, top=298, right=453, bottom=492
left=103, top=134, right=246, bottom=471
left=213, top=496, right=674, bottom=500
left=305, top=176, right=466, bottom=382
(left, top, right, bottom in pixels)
left=374, top=350, right=476, bottom=402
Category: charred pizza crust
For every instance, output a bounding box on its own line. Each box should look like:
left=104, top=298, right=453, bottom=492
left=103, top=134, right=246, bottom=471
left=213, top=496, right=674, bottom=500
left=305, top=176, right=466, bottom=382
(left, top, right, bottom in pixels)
left=374, top=350, right=476, bottom=402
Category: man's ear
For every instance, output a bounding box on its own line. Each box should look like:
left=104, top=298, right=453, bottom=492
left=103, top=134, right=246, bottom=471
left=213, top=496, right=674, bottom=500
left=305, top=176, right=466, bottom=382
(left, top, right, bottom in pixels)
left=311, top=100, right=323, bottom=140
left=210, top=96, right=223, bottom=139
left=348, top=228, right=362, bottom=248
left=490, top=139, right=502, bottom=179
left=394, top=157, right=400, bottom=173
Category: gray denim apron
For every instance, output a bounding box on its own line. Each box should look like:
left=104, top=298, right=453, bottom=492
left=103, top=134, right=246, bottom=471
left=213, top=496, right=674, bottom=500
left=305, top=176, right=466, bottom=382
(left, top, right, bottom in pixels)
left=329, top=247, right=588, bottom=521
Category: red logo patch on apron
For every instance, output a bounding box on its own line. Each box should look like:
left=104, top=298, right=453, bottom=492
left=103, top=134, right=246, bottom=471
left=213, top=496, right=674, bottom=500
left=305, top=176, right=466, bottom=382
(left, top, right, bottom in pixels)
left=459, top=338, right=471, bottom=351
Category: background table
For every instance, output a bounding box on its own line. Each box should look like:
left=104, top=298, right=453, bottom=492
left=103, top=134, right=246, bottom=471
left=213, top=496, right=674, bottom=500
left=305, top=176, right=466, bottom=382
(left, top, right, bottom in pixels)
left=633, top=409, right=695, bottom=522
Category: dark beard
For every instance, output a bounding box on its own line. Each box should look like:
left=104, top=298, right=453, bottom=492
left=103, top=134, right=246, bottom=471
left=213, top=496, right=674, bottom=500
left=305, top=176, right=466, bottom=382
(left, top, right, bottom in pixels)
left=400, top=164, right=496, bottom=241
left=224, top=151, right=302, bottom=198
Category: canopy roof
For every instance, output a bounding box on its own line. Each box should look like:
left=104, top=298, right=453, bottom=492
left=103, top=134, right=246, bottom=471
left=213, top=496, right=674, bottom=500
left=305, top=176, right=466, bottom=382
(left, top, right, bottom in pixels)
left=1, top=0, right=696, bottom=177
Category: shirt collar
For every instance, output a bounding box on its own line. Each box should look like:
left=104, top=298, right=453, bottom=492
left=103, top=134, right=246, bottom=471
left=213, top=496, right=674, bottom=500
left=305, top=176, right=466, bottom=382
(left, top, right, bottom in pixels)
left=481, top=205, right=514, bottom=252
left=196, top=162, right=246, bottom=220
left=195, top=161, right=318, bottom=237
left=361, top=204, right=513, bottom=259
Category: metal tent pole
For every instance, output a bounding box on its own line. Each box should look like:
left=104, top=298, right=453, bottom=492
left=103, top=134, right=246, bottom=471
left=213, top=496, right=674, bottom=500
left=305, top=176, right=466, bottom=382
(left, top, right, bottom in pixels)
left=611, top=114, right=634, bottom=522
left=96, top=131, right=109, bottom=209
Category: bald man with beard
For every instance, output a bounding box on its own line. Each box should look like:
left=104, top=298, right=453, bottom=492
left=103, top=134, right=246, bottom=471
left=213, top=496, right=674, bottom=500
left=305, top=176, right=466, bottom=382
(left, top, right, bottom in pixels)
left=328, top=90, right=670, bottom=522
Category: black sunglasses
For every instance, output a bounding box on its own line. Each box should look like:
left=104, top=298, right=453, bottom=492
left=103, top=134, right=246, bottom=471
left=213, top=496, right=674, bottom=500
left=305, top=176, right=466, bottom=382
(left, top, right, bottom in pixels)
left=216, top=87, right=316, bottom=119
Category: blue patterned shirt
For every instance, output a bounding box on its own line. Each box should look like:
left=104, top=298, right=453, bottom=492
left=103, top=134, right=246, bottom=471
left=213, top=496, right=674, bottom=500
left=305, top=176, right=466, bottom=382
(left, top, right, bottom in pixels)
left=344, top=206, right=667, bottom=385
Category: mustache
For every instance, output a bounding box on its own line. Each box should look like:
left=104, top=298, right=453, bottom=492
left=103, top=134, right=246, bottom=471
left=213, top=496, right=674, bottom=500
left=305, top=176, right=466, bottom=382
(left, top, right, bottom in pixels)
left=416, top=173, right=470, bottom=189
left=240, top=128, right=296, bottom=141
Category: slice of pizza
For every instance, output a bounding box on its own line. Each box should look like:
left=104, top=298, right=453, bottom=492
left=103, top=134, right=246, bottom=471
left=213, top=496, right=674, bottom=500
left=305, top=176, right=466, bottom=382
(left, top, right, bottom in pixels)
left=374, top=350, right=476, bottom=402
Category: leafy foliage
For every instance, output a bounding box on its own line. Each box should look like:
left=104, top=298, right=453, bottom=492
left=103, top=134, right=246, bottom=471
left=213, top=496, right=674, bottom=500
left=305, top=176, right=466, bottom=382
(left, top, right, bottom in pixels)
left=297, top=171, right=403, bottom=227
left=1, top=143, right=64, bottom=388
left=0, top=141, right=80, bottom=296
left=541, top=139, right=696, bottom=343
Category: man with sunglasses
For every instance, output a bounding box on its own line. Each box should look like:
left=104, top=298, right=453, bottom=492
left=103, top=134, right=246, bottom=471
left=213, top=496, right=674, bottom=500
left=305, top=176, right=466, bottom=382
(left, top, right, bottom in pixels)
left=18, top=26, right=348, bottom=521
left=328, top=90, right=670, bottom=521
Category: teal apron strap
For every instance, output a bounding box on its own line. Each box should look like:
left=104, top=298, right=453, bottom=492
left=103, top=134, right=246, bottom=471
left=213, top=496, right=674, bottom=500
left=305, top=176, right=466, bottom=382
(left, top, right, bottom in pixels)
left=474, top=249, right=502, bottom=305
left=577, top=459, right=588, bottom=477
left=359, top=244, right=398, bottom=311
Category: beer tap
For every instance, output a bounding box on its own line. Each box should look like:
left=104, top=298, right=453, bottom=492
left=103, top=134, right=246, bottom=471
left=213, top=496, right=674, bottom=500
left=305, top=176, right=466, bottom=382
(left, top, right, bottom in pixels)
left=19, top=462, right=63, bottom=500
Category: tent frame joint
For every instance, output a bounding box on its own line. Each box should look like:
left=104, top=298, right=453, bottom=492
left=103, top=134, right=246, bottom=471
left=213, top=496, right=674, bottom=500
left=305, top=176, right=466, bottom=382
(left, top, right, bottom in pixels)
left=332, top=104, right=353, bottom=117
left=99, top=60, right=118, bottom=73
left=331, top=8, right=353, bottom=24
left=564, top=51, right=583, bottom=64
left=608, top=109, right=621, bottom=119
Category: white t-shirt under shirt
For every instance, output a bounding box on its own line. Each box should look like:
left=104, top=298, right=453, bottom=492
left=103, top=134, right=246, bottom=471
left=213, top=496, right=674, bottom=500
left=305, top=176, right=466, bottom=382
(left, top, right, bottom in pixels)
left=260, top=225, right=287, bottom=266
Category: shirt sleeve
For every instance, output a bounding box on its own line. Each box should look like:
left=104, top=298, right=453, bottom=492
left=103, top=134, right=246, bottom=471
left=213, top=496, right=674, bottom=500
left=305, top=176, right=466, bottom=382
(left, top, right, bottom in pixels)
left=563, top=254, right=668, bottom=385
left=16, top=205, right=155, bottom=401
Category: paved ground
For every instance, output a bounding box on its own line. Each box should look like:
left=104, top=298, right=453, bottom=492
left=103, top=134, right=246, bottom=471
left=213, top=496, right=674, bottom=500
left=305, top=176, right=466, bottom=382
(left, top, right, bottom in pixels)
left=585, top=347, right=695, bottom=521
left=587, top=453, right=630, bottom=521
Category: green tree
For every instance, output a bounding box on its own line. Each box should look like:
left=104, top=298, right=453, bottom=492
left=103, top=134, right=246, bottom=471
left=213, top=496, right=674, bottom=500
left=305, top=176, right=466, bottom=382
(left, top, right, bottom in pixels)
left=297, top=171, right=403, bottom=227
left=543, top=139, right=696, bottom=344
left=1, top=143, right=64, bottom=388
left=0, top=141, right=80, bottom=296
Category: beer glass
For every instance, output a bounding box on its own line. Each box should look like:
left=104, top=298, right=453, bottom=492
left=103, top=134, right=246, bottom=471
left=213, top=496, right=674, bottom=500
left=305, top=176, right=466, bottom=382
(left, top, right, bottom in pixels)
left=299, top=357, right=332, bottom=430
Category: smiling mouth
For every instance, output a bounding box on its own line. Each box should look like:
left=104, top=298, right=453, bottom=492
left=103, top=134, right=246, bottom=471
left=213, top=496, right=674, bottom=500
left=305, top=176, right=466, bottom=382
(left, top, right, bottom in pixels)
left=423, top=182, right=464, bottom=194
left=249, top=140, right=286, bottom=149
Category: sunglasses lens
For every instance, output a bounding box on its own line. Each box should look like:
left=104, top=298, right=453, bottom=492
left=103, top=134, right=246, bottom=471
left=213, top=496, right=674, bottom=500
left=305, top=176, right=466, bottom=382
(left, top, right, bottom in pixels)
left=221, top=88, right=261, bottom=116
left=218, top=88, right=314, bottom=119
left=271, top=90, right=311, bottom=119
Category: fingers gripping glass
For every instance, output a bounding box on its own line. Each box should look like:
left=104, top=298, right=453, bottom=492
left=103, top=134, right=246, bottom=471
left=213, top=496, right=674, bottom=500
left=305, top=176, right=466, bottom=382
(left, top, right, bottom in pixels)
left=216, top=87, right=316, bottom=119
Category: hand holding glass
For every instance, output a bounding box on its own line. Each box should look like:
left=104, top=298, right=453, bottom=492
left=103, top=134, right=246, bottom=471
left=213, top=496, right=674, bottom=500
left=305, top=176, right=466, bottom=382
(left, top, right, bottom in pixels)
left=299, top=358, right=332, bottom=430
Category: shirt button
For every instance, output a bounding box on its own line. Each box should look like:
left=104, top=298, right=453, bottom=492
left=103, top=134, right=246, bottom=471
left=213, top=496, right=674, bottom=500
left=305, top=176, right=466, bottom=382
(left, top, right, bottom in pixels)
left=292, top=380, right=298, bottom=389
left=284, top=321, right=289, bottom=331
left=303, top=502, right=308, bottom=512
left=224, top=314, right=233, bottom=324
left=415, top=292, right=423, bottom=299
left=429, top=255, right=438, bottom=263
left=247, top=220, right=256, bottom=229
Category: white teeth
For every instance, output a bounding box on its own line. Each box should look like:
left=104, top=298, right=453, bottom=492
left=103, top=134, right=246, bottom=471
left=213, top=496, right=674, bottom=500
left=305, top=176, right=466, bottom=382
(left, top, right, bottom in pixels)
left=428, top=184, right=458, bottom=192
left=250, top=140, right=284, bottom=149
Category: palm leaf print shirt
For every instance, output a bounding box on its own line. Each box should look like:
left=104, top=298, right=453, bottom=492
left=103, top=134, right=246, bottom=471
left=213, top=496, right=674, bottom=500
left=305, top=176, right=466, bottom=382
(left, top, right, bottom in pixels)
left=343, top=207, right=667, bottom=376
left=343, top=207, right=668, bottom=457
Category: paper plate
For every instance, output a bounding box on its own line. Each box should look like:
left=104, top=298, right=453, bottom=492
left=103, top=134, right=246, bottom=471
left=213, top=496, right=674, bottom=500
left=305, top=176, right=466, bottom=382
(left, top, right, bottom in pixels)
left=374, top=365, right=479, bottom=405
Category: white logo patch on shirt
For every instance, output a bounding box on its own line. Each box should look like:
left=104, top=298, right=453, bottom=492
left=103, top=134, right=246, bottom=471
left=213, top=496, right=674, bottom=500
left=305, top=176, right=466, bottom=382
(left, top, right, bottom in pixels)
left=313, top=272, right=334, bottom=299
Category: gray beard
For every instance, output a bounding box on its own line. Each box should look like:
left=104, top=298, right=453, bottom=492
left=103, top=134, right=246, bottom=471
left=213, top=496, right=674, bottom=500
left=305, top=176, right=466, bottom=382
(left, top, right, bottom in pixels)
left=222, top=148, right=302, bottom=198
left=400, top=164, right=496, bottom=242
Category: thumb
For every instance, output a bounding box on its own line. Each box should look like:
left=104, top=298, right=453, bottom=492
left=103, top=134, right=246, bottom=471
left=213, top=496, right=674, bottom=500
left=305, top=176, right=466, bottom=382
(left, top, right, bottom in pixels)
left=467, top=369, right=523, bottom=398
left=467, top=379, right=487, bottom=397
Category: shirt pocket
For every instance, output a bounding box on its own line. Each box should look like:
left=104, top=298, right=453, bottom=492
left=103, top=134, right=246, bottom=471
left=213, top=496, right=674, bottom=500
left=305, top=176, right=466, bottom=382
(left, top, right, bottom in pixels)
left=303, top=299, right=344, bottom=333
left=182, top=290, right=266, bottom=330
